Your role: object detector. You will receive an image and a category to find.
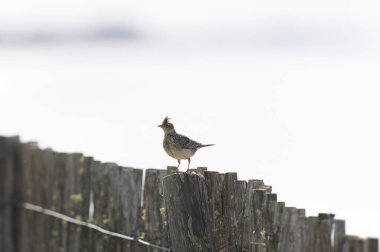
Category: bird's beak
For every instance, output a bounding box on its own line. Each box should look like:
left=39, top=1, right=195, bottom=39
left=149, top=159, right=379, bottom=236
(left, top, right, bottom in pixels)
left=157, top=124, right=163, bottom=128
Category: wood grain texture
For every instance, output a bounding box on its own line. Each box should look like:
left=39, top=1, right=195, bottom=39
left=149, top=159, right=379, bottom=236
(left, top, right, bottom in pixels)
left=163, top=173, right=216, bottom=252
left=0, top=137, right=19, bottom=252
left=140, top=168, right=168, bottom=252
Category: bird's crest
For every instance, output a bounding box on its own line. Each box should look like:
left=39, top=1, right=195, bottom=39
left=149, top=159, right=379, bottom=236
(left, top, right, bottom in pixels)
left=163, top=116, right=171, bottom=125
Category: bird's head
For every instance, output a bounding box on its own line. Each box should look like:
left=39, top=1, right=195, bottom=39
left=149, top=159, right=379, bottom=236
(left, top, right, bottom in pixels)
left=157, top=116, right=175, bottom=133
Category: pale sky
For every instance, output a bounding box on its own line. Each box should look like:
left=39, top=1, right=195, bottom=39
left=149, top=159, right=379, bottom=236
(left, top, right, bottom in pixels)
left=1, top=0, right=380, bottom=240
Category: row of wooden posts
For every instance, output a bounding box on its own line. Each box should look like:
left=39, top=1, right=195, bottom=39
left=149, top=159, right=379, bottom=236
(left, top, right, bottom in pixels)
left=0, top=136, right=378, bottom=252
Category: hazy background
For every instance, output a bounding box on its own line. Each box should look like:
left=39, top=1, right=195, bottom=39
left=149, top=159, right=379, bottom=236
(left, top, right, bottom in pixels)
left=1, top=0, right=380, bottom=238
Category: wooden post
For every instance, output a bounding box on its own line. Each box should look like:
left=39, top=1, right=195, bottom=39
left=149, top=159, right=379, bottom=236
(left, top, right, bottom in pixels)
left=241, top=188, right=256, bottom=249
left=277, top=207, right=299, bottom=252
left=78, top=156, right=93, bottom=252
left=163, top=173, right=216, bottom=252
left=333, top=220, right=346, bottom=252
left=250, top=189, right=267, bottom=252
left=92, top=161, right=111, bottom=252
left=30, top=146, right=47, bottom=252
left=0, top=136, right=19, bottom=252
left=241, top=178, right=272, bottom=250
left=365, top=238, right=378, bottom=252
left=41, top=149, right=55, bottom=252
left=120, top=167, right=143, bottom=251
left=41, top=149, right=54, bottom=251
left=92, top=162, right=131, bottom=252
left=204, top=171, right=227, bottom=251
left=60, top=153, right=92, bottom=252
left=273, top=202, right=285, bottom=251
left=306, top=214, right=335, bottom=252
left=344, top=236, right=365, bottom=252
left=14, top=142, right=42, bottom=252
left=43, top=151, right=66, bottom=252
left=224, top=172, right=238, bottom=252
left=57, top=153, right=69, bottom=252
left=295, top=216, right=308, bottom=252
left=232, top=180, right=247, bottom=251
left=108, top=163, right=124, bottom=252
left=263, top=193, right=282, bottom=252
left=140, top=168, right=168, bottom=251
left=0, top=136, right=12, bottom=252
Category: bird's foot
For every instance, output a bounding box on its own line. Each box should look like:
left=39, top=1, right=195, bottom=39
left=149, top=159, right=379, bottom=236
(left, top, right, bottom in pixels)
left=176, top=168, right=179, bottom=173
left=186, top=169, right=191, bottom=173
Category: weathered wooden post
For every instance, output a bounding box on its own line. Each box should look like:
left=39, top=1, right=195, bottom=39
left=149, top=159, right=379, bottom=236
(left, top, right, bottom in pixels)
left=232, top=180, right=247, bottom=251
left=344, top=235, right=365, bottom=252
left=306, top=213, right=335, bottom=252
left=119, top=167, right=143, bottom=251
left=0, top=136, right=19, bottom=252
left=250, top=189, right=267, bottom=252
left=30, top=145, right=47, bottom=252
left=241, top=180, right=271, bottom=251
left=15, top=142, right=41, bottom=252
left=92, top=161, right=116, bottom=252
left=45, top=151, right=66, bottom=252
left=204, top=171, right=227, bottom=251
left=224, top=172, right=238, bottom=251
left=140, top=168, right=168, bottom=251
left=77, top=155, right=93, bottom=251
left=263, top=193, right=281, bottom=252
left=365, top=238, right=379, bottom=252
left=277, top=207, right=299, bottom=252
left=163, top=173, right=216, bottom=252
left=333, top=220, right=346, bottom=252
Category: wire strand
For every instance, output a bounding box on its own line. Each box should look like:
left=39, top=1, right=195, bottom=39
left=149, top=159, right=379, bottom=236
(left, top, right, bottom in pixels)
left=13, top=201, right=170, bottom=251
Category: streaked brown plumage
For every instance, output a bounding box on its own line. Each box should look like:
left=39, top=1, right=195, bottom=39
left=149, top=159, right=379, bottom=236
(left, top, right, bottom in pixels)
left=158, top=116, right=214, bottom=172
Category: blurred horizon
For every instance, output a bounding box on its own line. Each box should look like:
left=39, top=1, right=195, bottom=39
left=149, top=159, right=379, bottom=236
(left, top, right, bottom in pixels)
left=1, top=0, right=380, bottom=54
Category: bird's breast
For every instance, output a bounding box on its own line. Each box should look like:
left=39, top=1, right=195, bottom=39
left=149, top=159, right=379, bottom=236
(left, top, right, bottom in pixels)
left=163, top=135, right=196, bottom=160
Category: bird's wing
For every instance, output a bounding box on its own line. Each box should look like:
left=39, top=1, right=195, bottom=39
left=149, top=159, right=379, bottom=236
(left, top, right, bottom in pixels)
left=173, top=134, right=201, bottom=150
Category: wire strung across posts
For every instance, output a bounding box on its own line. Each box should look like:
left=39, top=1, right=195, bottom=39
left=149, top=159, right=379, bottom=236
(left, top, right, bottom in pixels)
left=13, top=201, right=170, bottom=251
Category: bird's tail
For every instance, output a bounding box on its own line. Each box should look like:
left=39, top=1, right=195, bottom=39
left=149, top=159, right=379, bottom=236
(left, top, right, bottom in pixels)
left=199, top=144, right=215, bottom=148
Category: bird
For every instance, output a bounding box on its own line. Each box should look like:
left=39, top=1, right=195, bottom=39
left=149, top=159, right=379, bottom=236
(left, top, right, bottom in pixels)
left=158, top=116, right=214, bottom=173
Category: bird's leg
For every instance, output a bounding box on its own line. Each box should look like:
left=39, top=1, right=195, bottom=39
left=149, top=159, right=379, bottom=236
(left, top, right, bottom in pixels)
left=176, top=160, right=180, bottom=173
left=186, top=158, right=191, bottom=173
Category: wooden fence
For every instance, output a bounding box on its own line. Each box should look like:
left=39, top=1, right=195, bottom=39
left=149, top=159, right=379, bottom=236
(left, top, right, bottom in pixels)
left=0, top=136, right=378, bottom=252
